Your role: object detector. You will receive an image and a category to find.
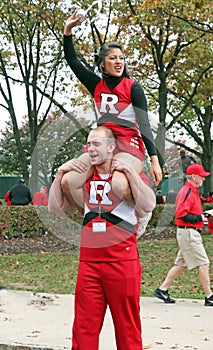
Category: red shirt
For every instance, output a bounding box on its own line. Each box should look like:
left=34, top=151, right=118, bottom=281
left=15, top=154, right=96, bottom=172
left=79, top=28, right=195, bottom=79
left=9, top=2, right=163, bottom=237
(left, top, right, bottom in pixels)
left=208, top=221, right=213, bottom=235
left=202, top=196, right=213, bottom=203
left=175, top=181, right=203, bottom=229
left=33, top=192, right=48, bottom=206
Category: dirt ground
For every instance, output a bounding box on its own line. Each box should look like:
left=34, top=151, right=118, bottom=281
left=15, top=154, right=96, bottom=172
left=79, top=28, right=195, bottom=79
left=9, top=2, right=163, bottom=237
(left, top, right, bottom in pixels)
left=0, top=225, right=211, bottom=256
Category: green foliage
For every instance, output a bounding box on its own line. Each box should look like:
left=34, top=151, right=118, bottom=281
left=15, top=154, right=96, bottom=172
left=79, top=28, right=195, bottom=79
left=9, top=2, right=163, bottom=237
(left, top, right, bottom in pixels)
left=203, top=203, right=213, bottom=212
left=148, top=203, right=213, bottom=228
left=0, top=118, right=31, bottom=176
left=0, top=0, right=71, bottom=185
left=0, top=206, right=43, bottom=238
left=0, top=206, right=44, bottom=238
left=0, top=205, right=82, bottom=239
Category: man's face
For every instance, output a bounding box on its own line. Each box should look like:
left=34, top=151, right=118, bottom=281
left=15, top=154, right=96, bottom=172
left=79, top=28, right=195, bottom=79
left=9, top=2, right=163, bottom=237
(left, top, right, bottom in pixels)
left=191, top=174, right=205, bottom=188
left=87, top=130, right=113, bottom=166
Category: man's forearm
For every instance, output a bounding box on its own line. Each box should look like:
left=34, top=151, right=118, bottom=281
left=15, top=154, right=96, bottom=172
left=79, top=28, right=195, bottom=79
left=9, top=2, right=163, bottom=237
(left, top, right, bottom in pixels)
left=178, top=214, right=203, bottom=223
left=124, top=168, right=156, bottom=215
left=48, top=171, right=73, bottom=214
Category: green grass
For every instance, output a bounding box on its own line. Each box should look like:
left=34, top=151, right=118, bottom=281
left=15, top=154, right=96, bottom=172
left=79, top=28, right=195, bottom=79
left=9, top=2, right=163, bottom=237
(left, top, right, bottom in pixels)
left=0, top=237, right=212, bottom=299
left=139, top=236, right=213, bottom=299
left=0, top=251, right=79, bottom=294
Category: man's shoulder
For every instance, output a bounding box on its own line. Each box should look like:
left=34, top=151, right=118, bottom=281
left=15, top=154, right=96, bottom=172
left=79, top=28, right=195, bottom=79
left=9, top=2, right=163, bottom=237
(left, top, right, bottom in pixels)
left=21, top=184, right=30, bottom=190
left=9, top=184, right=18, bottom=191
left=177, top=183, right=190, bottom=197
left=177, top=182, right=197, bottom=202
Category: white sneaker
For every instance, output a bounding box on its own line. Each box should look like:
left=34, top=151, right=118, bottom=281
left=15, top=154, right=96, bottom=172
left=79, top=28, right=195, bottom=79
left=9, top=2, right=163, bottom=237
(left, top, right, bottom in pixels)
left=137, top=212, right=152, bottom=239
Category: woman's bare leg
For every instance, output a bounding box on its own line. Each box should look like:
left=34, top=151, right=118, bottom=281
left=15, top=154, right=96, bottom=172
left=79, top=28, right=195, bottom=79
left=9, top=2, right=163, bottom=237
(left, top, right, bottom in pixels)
left=112, top=152, right=144, bottom=203
left=112, top=152, right=154, bottom=237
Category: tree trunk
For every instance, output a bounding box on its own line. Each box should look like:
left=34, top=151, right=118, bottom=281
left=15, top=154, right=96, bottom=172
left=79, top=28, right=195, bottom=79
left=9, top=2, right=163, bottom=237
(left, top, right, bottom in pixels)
left=30, top=146, right=39, bottom=193
left=155, top=79, right=167, bottom=167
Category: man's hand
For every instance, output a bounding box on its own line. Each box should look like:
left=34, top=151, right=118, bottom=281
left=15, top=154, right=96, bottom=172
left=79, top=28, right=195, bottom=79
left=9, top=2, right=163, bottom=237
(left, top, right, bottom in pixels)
left=111, top=158, right=130, bottom=174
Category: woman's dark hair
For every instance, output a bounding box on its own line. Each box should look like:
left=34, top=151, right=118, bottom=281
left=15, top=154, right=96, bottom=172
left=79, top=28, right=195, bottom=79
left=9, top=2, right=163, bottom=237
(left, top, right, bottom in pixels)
left=95, top=42, right=129, bottom=78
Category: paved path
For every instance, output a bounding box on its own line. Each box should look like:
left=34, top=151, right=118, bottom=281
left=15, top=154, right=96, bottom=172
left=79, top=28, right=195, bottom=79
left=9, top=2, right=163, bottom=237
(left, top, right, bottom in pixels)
left=0, top=289, right=212, bottom=350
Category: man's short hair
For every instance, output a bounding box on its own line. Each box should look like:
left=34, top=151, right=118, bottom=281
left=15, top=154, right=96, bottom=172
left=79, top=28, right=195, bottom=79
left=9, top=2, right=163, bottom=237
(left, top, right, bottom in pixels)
left=89, top=126, right=115, bottom=144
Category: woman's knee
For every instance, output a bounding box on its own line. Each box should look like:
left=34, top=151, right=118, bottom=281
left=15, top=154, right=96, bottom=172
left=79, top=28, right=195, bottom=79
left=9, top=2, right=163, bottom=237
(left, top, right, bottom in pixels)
left=114, top=152, right=144, bottom=173
left=61, top=173, right=70, bottom=194
left=111, top=171, right=132, bottom=202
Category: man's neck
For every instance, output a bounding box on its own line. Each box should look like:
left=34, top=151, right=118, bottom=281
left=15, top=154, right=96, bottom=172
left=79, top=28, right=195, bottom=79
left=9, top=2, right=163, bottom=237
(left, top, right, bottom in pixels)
left=95, top=159, right=112, bottom=175
left=95, top=165, right=111, bottom=174
left=187, top=179, right=198, bottom=189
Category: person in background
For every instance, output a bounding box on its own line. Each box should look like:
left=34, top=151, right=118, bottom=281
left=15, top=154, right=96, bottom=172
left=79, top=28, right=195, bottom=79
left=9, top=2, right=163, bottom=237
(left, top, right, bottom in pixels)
left=203, top=209, right=213, bottom=235
left=8, top=179, right=32, bottom=206
left=200, top=191, right=213, bottom=204
left=48, top=126, right=156, bottom=350
left=156, top=189, right=165, bottom=204
left=200, top=192, right=213, bottom=235
left=207, top=219, right=213, bottom=235
left=32, top=186, right=48, bottom=206
left=154, top=163, right=213, bottom=307
left=4, top=190, right=12, bottom=206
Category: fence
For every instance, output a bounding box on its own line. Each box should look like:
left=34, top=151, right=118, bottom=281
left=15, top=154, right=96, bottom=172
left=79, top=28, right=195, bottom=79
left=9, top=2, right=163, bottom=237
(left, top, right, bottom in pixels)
left=0, top=176, right=22, bottom=198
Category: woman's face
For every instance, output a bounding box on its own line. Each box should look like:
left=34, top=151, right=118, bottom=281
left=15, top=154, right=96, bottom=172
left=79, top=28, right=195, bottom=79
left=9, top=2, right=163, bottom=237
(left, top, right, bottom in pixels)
left=102, top=48, right=125, bottom=77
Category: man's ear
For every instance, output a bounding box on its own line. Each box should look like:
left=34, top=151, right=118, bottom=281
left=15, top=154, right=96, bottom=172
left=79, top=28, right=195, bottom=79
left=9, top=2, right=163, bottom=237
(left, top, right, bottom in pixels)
left=108, top=142, right=116, bottom=154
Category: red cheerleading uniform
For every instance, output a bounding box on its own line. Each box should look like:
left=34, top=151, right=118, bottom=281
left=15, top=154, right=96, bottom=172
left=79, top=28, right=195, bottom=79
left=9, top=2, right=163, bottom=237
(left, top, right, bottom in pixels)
left=72, top=171, right=143, bottom=350
left=93, top=77, right=145, bottom=158
left=80, top=170, right=138, bottom=260
left=64, top=34, right=158, bottom=161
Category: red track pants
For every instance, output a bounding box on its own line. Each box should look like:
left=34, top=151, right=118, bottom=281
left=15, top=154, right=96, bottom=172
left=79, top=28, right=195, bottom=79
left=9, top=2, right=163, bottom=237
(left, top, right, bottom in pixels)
left=71, top=259, right=143, bottom=350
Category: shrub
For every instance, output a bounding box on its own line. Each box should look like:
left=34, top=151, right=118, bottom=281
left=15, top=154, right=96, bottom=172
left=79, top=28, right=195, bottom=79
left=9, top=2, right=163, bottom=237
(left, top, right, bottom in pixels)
left=0, top=205, right=82, bottom=239
left=1, top=203, right=212, bottom=239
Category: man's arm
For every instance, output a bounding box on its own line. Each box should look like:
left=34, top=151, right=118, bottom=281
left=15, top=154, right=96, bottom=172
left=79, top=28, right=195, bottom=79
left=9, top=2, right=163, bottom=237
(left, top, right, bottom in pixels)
left=111, top=158, right=156, bottom=216
left=4, top=190, right=10, bottom=203
left=48, top=170, right=77, bottom=214
left=48, top=159, right=86, bottom=215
